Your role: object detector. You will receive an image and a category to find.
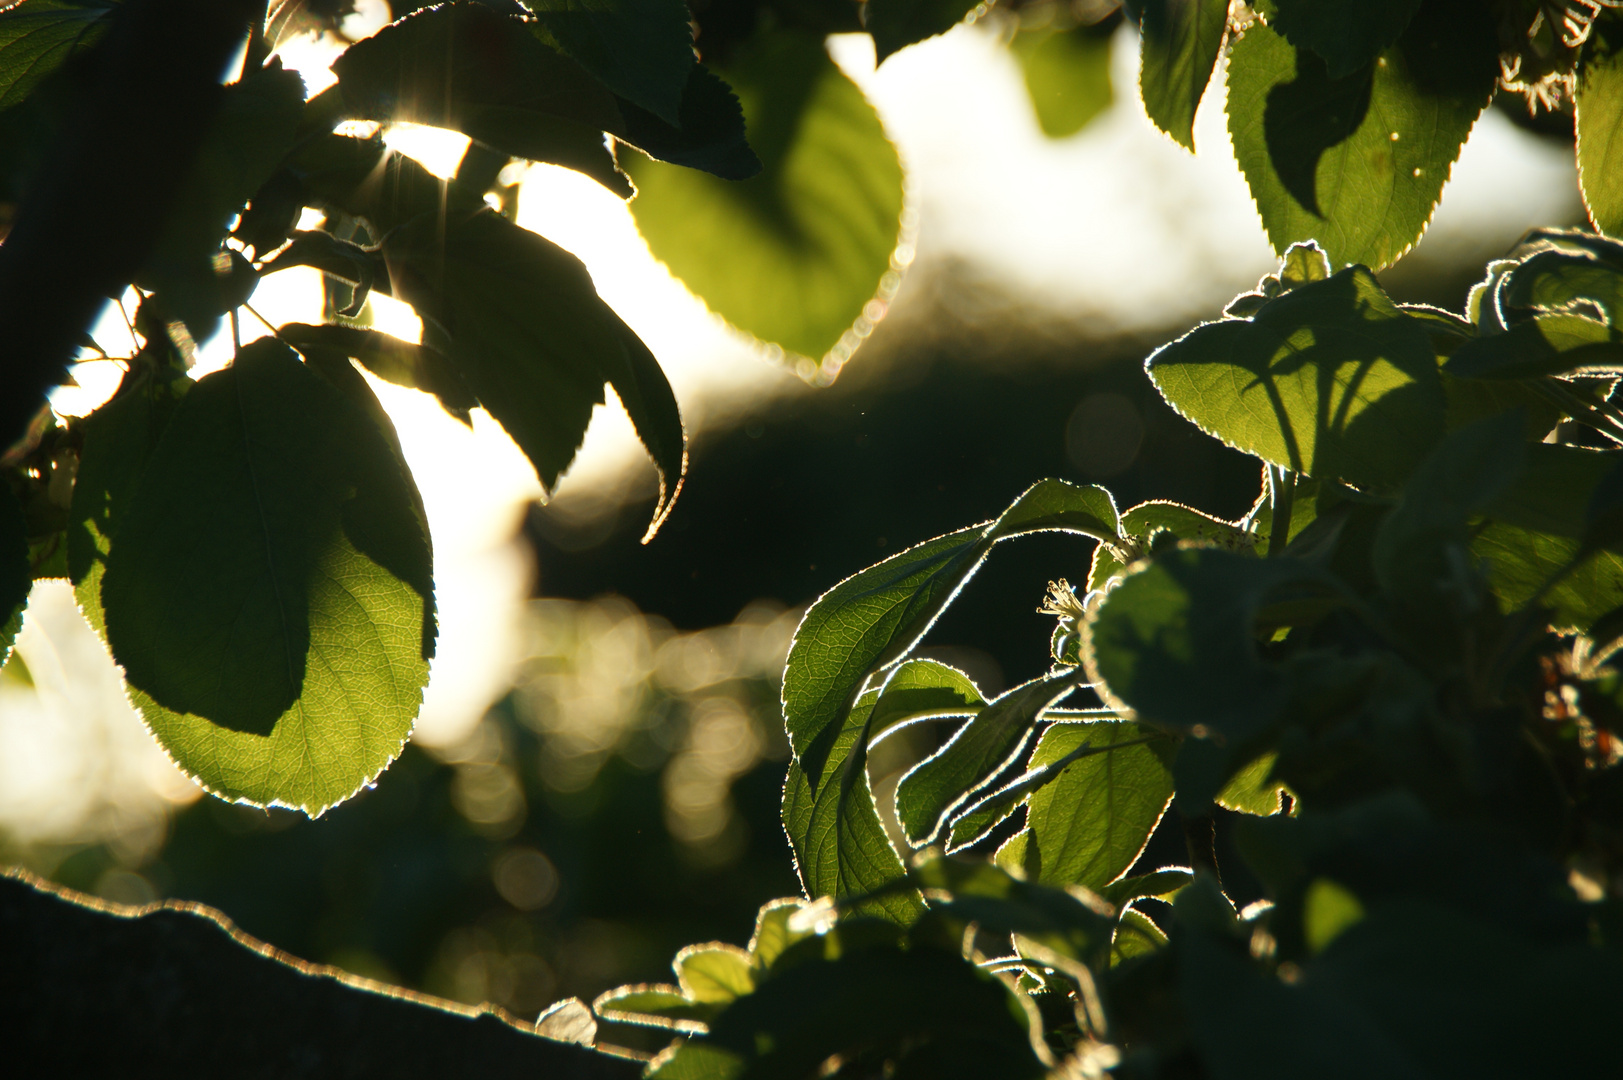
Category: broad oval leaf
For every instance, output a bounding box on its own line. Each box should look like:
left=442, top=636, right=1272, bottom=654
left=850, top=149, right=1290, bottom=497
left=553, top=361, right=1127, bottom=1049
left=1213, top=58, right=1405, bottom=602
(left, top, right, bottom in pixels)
left=1225, top=7, right=1497, bottom=270
left=625, top=30, right=903, bottom=364
left=1019, top=720, right=1173, bottom=890
left=1579, top=20, right=1623, bottom=239
left=1147, top=266, right=1445, bottom=492
left=98, top=340, right=433, bottom=815
left=1137, top=0, right=1228, bottom=150
left=385, top=209, right=685, bottom=539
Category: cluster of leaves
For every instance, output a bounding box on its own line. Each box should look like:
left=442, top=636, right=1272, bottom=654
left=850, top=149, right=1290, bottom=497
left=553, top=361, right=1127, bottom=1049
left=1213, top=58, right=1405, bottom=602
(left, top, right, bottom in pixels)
left=595, top=232, right=1623, bottom=1075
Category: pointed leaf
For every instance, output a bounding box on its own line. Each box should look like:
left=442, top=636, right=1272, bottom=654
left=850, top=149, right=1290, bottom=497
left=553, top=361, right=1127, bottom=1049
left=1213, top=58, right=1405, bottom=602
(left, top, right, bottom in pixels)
left=97, top=340, right=433, bottom=815
left=626, top=30, right=902, bottom=361
left=385, top=209, right=685, bottom=534
left=1147, top=266, right=1445, bottom=492
left=895, top=669, right=1085, bottom=848
left=1579, top=19, right=1623, bottom=239
left=1216, top=752, right=1288, bottom=815
left=865, top=0, right=978, bottom=64
left=275, top=323, right=478, bottom=423
left=1225, top=7, right=1497, bottom=270
left=1137, top=0, right=1228, bottom=150
left=869, top=658, right=985, bottom=741
left=1021, top=720, right=1173, bottom=890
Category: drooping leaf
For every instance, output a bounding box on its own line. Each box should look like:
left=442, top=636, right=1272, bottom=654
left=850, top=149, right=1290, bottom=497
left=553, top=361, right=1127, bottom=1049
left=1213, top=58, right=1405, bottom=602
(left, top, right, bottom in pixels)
left=385, top=209, right=685, bottom=538
left=869, top=658, right=986, bottom=743
left=1148, top=267, right=1445, bottom=492
left=945, top=727, right=1120, bottom=851
left=1225, top=4, right=1497, bottom=270
left=1099, top=868, right=1193, bottom=908
left=136, top=63, right=305, bottom=341
left=1215, top=752, right=1289, bottom=815
left=784, top=480, right=1116, bottom=789
left=782, top=688, right=924, bottom=924
left=1111, top=907, right=1168, bottom=964
left=1137, top=0, right=1228, bottom=150
left=896, top=669, right=1086, bottom=848
left=625, top=30, right=902, bottom=362
left=864, top=0, right=978, bottom=63
left=0, top=0, right=113, bottom=112
left=97, top=340, right=434, bottom=815
left=1013, top=20, right=1113, bottom=139
left=999, top=721, right=1171, bottom=893
left=1442, top=314, right=1623, bottom=379
left=912, top=854, right=1117, bottom=966
left=1269, top=0, right=1421, bottom=79
left=1579, top=18, right=1623, bottom=238
left=527, top=0, right=695, bottom=124
left=0, top=479, right=28, bottom=666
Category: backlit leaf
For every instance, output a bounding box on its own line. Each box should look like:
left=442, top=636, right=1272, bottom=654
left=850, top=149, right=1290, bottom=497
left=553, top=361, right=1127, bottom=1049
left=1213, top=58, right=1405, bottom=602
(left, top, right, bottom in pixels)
left=1579, top=19, right=1623, bottom=238
left=97, top=340, right=433, bottom=815
left=1225, top=6, right=1497, bottom=270
left=626, top=30, right=902, bottom=362
left=0, top=0, right=113, bottom=112
left=1013, top=21, right=1113, bottom=139
left=1270, top=0, right=1421, bottom=79
left=1020, top=720, right=1173, bottom=890
left=864, top=0, right=979, bottom=63
left=1138, top=0, right=1228, bottom=150
left=1442, top=314, right=1623, bottom=380
left=1147, top=267, right=1445, bottom=492
left=527, top=0, right=694, bottom=124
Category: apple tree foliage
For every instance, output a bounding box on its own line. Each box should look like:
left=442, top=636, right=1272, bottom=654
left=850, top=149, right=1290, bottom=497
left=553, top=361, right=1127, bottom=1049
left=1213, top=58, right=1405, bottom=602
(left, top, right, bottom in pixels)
left=6, top=0, right=1623, bottom=1076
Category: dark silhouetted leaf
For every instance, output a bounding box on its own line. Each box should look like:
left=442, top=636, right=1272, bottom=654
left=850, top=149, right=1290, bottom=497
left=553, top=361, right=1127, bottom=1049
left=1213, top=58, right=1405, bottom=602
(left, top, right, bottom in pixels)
left=97, top=340, right=433, bottom=815
left=385, top=209, right=685, bottom=538
left=278, top=322, right=478, bottom=423
left=1148, top=266, right=1445, bottom=492
left=0, top=0, right=113, bottom=112
left=527, top=0, right=694, bottom=124
left=1138, top=0, right=1228, bottom=150
left=625, top=30, right=901, bottom=361
left=865, top=0, right=978, bottom=63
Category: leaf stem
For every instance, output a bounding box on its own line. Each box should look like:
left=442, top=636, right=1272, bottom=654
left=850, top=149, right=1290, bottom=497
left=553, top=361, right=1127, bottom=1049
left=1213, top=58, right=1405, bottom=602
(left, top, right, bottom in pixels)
left=1268, top=466, right=1295, bottom=557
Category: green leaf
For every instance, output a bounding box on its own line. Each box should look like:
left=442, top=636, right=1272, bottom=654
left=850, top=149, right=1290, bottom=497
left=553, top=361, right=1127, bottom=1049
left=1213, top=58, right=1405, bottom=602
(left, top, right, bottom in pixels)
left=97, top=340, right=433, bottom=815
left=1089, top=499, right=1255, bottom=590
left=1098, top=868, right=1194, bottom=908
left=1497, top=247, right=1623, bottom=325
left=1020, top=720, right=1173, bottom=890
left=385, top=209, right=685, bottom=538
left=912, top=854, right=1117, bottom=966
left=526, top=0, right=695, bottom=124
left=1013, top=22, right=1113, bottom=139
left=625, top=29, right=902, bottom=362
left=137, top=64, right=306, bottom=341
left=864, top=0, right=979, bottom=63
left=67, top=368, right=192, bottom=636
left=785, top=480, right=1115, bottom=789
left=0, top=0, right=113, bottom=112
left=676, top=945, right=755, bottom=1004
left=1084, top=548, right=1330, bottom=740
left=1215, top=752, right=1288, bottom=815
left=869, top=658, right=986, bottom=741
left=593, top=986, right=718, bottom=1031
left=276, top=323, right=478, bottom=424
left=1111, top=907, right=1168, bottom=964
left=1137, top=0, right=1228, bottom=150
left=783, top=677, right=924, bottom=924
left=1225, top=6, right=1497, bottom=270
left=945, top=729, right=1117, bottom=852
left=1147, top=266, right=1445, bottom=492
left=654, top=944, right=1047, bottom=1080
left=1270, top=0, right=1421, bottom=79
left=1475, top=444, right=1623, bottom=631
left=896, top=669, right=1086, bottom=848
left=1579, top=19, right=1623, bottom=238
left=1442, top=314, right=1623, bottom=379
left=0, top=479, right=28, bottom=666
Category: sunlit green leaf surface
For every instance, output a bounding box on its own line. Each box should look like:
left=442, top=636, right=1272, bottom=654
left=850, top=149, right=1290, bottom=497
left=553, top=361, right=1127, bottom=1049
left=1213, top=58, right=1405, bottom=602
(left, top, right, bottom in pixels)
left=1138, top=0, right=1228, bottom=150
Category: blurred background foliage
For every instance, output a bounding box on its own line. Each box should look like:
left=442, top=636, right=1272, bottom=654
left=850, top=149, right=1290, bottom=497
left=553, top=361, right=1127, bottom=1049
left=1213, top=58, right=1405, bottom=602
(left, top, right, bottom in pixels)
left=0, top=0, right=1592, bottom=1033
